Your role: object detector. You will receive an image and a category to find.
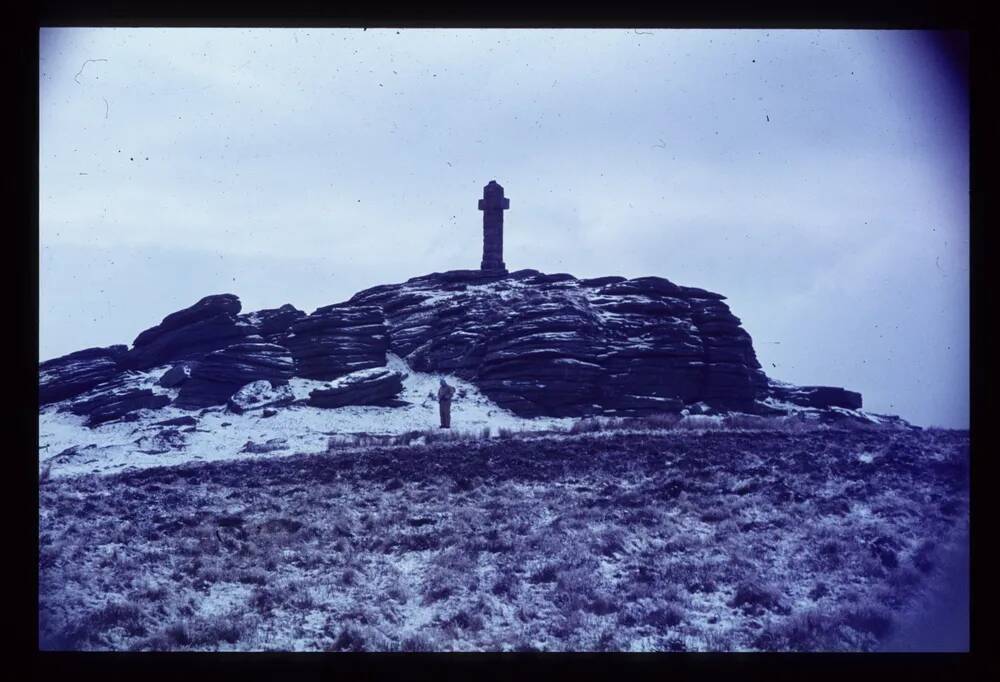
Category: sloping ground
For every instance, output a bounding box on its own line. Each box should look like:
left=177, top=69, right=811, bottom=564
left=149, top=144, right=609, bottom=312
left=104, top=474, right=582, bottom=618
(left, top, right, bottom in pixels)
left=38, top=354, right=892, bottom=481
left=38, top=355, right=575, bottom=479
left=38, top=428, right=968, bottom=651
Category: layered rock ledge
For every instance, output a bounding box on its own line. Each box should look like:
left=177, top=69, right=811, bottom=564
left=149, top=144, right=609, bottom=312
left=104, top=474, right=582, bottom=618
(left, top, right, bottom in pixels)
left=39, top=270, right=870, bottom=424
left=348, top=270, right=775, bottom=417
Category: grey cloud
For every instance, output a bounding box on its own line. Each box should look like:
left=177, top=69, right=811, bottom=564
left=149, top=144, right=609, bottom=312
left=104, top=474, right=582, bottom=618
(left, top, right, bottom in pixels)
left=39, top=28, right=968, bottom=427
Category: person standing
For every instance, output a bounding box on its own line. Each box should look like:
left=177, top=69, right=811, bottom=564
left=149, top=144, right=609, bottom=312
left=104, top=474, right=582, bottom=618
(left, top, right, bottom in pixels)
left=438, top=378, right=455, bottom=428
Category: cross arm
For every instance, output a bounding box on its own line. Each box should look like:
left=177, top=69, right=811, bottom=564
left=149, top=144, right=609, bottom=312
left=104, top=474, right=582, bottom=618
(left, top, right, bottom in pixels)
left=478, top=198, right=511, bottom=210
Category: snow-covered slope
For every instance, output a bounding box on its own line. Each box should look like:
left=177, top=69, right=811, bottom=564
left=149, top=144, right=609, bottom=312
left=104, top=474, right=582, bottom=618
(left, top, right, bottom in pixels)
left=38, top=354, right=574, bottom=480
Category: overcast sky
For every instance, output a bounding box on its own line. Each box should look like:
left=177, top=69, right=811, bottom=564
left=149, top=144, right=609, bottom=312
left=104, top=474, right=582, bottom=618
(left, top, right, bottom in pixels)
left=39, top=28, right=969, bottom=428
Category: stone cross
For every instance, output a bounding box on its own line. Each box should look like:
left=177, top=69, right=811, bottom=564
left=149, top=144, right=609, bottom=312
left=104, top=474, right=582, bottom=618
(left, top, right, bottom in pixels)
left=478, top=180, right=509, bottom=273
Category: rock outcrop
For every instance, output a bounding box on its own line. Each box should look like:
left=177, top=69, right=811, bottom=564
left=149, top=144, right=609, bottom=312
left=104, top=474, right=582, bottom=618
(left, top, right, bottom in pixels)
left=120, top=294, right=252, bottom=371
left=238, top=304, right=307, bottom=344
left=65, top=374, right=171, bottom=426
left=768, top=384, right=863, bottom=410
left=40, top=271, right=868, bottom=422
left=227, top=380, right=295, bottom=414
left=348, top=270, right=771, bottom=417
left=157, top=364, right=192, bottom=388
left=173, top=338, right=296, bottom=409
left=307, top=367, right=405, bottom=408
left=284, top=304, right=389, bottom=380
left=39, top=345, right=128, bottom=405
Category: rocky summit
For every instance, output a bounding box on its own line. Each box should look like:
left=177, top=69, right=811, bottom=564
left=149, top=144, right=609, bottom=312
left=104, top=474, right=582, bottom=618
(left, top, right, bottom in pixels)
left=347, top=269, right=858, bottom=418
left=38, top=270, right=873, bottom=427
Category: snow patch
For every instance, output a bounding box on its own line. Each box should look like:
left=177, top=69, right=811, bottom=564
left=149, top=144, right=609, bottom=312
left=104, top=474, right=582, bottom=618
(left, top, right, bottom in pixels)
left=39, top=354, right=575, bottom=479
left=758, top=396, right=817, bottom=413
left=677, top=414, right=724, bottom=429
left=551, top=358, right=602, bottom=369
left=288, top=377, right=333, bottom=401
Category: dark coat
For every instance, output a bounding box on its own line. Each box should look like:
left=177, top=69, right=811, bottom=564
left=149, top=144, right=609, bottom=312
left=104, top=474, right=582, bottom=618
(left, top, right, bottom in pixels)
left=437, top=383, right=455, bottom=402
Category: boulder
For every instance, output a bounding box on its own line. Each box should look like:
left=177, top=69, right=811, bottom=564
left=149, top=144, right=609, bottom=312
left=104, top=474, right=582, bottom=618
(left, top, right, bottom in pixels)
left=769, top=385, right=863, bottom=410
left=39, top=345, right=127, bottom=405
left=174, top=338, right=295, bottom=409
left=154, top=415, right=198, bottom=427
left=50, top=444, right=98, bottom=462
left=134, top=427, right=187, bottom=454
left=308, top=367, right=405, bottom=408
left=578, top=275, right=626, bottom=288
left=525, top=272, right=577, bottom=285
left=241, top=437, right=289, bottom=453
left=157, top=364, right=192, bottom=388
left=227, top=380, right=295, bottom=414
left=239, top=304, right=307, bottom=343
left=135, top=293, right=241, bottom=344
left=599, top=276, right=683, bottom=298
left=120, top=294, right=252, bottom=370
left=284, top=304, right=389, bottom=380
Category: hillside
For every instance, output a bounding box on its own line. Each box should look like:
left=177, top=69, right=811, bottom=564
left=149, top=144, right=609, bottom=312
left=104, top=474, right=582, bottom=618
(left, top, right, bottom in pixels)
left=38, top=426, right=969, bottom=651
left=37, top=269, right=958, bottom=653
left=38, top=270, right=904, bottom=477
